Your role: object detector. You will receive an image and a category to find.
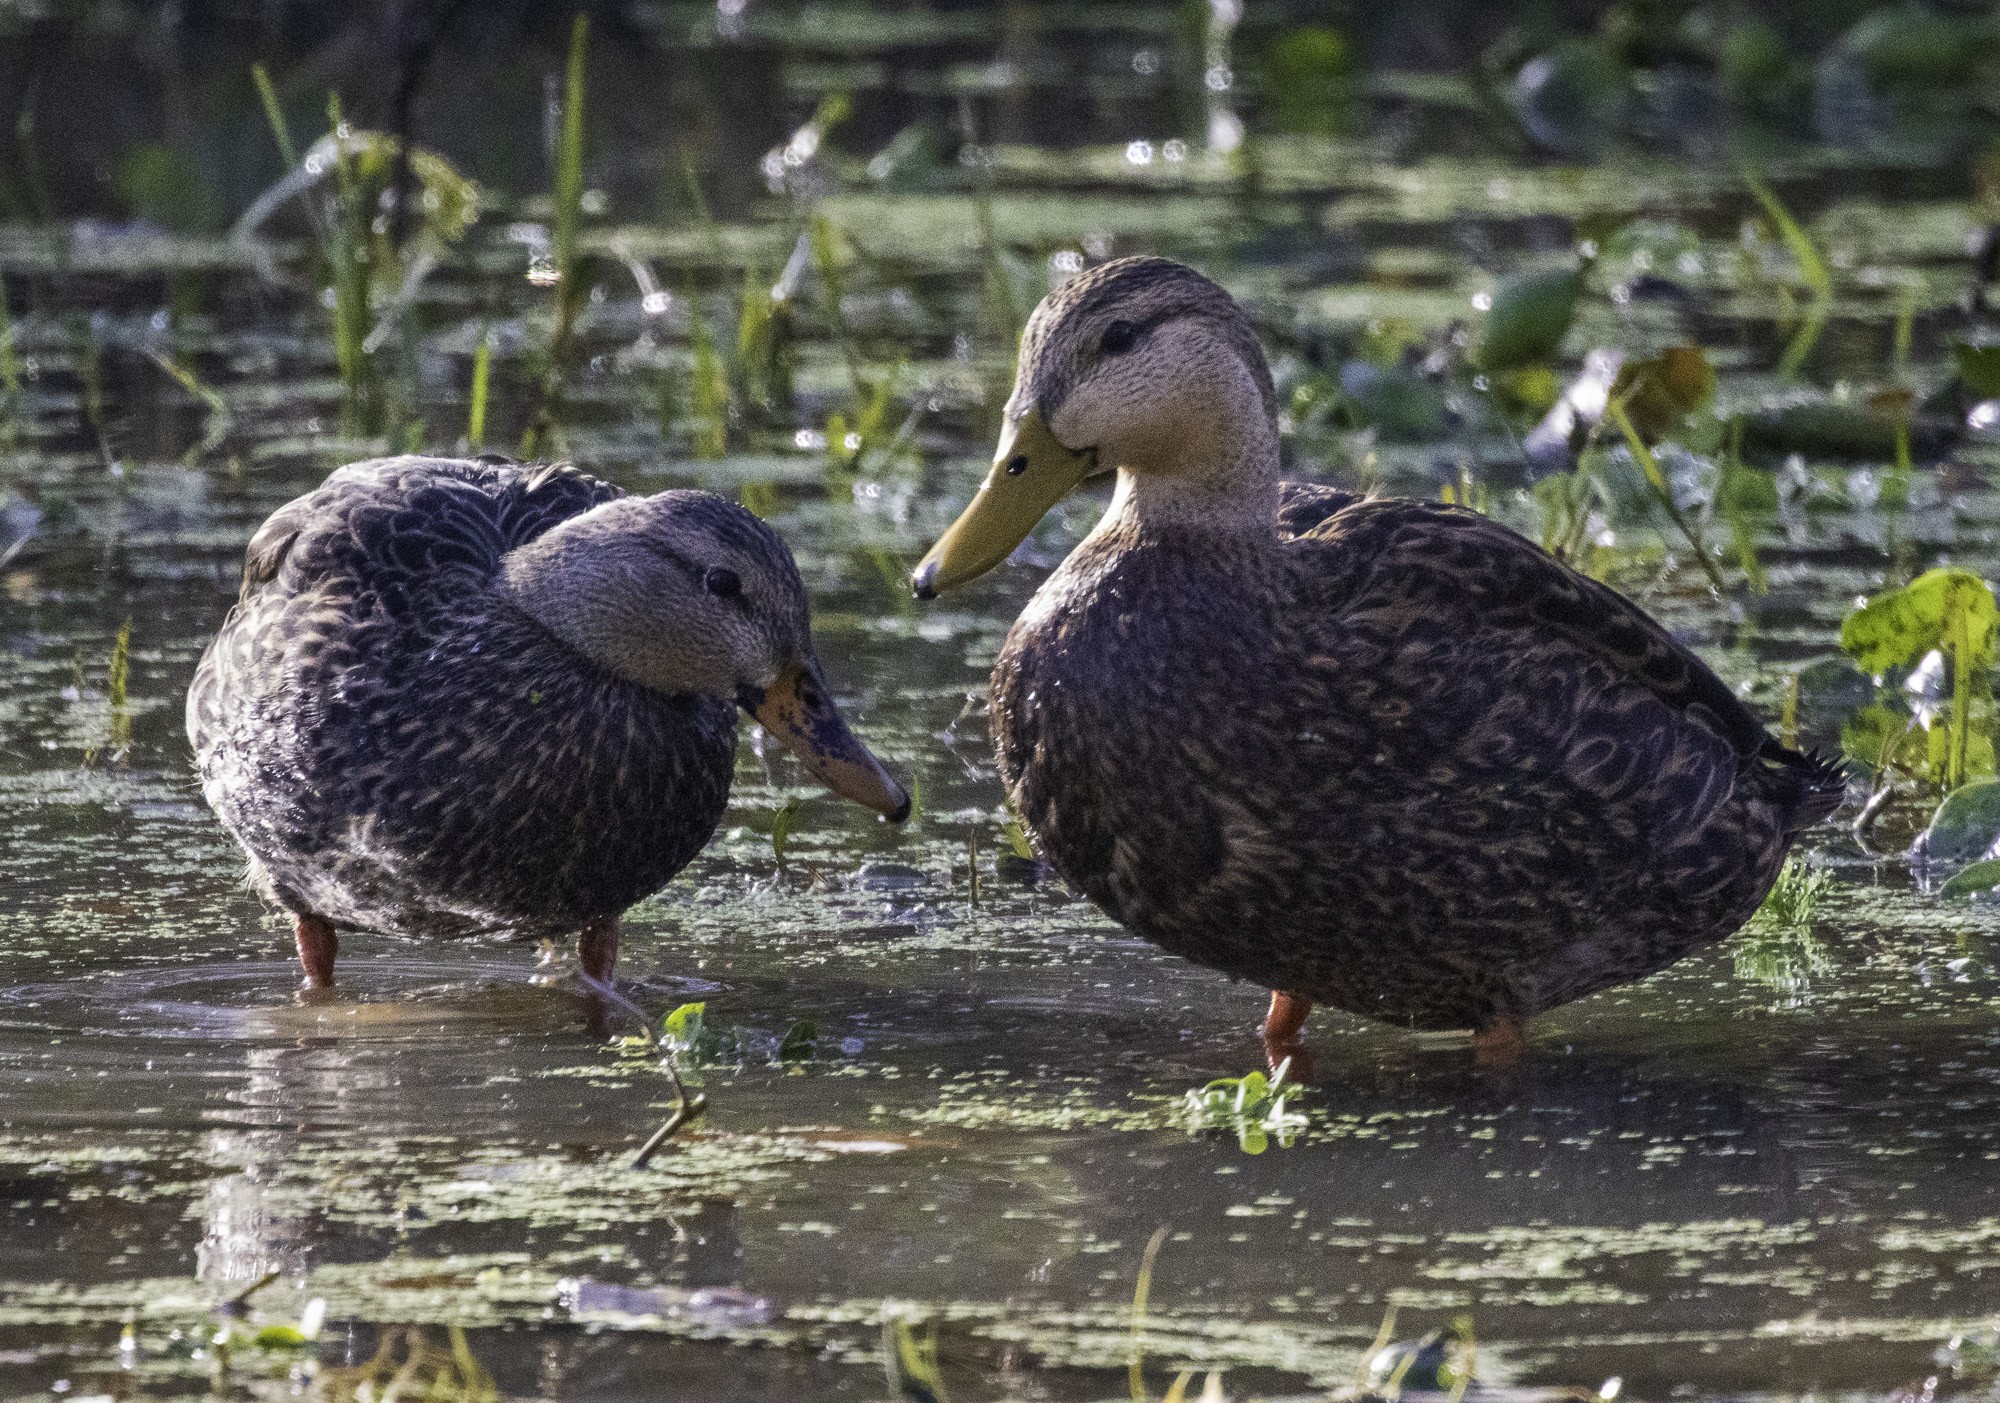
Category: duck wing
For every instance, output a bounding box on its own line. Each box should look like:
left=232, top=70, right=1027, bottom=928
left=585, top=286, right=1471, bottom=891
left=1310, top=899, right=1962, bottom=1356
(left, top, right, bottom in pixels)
left=1285, top=491, right=1843, bottom=823
left=193, top=454, right=627, bottom=796
left=234, top=454, right=623, bottom=608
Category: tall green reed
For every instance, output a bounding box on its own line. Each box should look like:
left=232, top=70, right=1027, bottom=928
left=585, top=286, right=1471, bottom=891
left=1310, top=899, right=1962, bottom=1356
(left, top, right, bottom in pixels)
left=519, top=13, right=590, bottom=458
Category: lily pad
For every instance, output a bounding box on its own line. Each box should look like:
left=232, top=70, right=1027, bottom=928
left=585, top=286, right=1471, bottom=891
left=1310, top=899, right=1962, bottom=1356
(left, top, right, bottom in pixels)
left=1939, top=857, right=2000, bottom=898
left=1913, top=778, right=2000, bottom=867
left=1475, top=267, right=1584, bottom=372
left=1956, top=342, right=2000, bottom=397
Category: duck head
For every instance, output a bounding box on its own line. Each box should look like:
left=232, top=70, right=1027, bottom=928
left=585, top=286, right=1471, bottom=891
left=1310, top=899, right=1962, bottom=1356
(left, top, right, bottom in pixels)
left=505, top=490, right=909, bottom=821
left=912, top=256, right=1278, bottom=598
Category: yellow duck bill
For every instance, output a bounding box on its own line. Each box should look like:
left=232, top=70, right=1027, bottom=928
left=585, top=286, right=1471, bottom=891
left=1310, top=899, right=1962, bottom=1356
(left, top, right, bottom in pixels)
left=746, top=663, right=911, bottom=822
left=910, top=407, right=1097, bottom=598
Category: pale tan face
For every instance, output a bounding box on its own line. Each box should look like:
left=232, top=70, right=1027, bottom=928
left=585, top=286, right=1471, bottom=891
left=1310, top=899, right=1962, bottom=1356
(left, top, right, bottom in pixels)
left=1033, top=315, right=1274, bottom=479
left=909, top=256, right=1280, bottom=597
left=1007, top=256, right=1277, bottom=480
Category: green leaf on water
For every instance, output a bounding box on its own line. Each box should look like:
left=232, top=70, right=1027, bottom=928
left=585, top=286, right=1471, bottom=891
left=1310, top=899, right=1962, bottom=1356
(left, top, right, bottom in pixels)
left=662, top=1002, right=707, bottom=1051
left=1182, top=1062, right=1306, bottom=1154
left=1956, top=342, right=2000, bottom=397
left=251, top=1324, right=311, bottom=1349
left=778, top=1018, right=817, bottom=1062
left=1941, top=858, right=2000, bottom=898
left=1474, top=266, right=1582, bottom=372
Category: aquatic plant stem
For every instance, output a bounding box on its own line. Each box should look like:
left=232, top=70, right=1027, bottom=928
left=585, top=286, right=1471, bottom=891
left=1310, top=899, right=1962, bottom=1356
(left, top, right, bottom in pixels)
left=630, top=1055, right=704, bottom=1170
left=520, top=13, right=589, bottom=457
left=1607, top=400, right=1728, bottom=592
left=575, top=969, right=706, bottom=1170
left=1355, top=1305, right=1400, bottom=1393
left=466, top=327, right=490, bottom=448
left=1744, top=171, right=1831, bottom=378
left=250, top=64, right=298, bottom=169
left=1129, top=1224, right=1170, bottom=1403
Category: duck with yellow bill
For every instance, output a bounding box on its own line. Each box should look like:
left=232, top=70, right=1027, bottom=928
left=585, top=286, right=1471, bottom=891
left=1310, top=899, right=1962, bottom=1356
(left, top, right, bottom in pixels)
left=912, top=256, right=1843, bottom=1069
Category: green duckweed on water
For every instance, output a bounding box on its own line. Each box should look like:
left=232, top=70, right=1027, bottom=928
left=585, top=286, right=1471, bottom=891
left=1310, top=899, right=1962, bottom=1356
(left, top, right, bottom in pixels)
left=12, top=2, right=2000, bottom=1399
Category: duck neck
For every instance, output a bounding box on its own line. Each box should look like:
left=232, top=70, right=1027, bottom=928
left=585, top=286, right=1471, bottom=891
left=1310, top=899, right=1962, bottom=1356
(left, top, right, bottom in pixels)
left=1091, top=410, right=1280, bottom=549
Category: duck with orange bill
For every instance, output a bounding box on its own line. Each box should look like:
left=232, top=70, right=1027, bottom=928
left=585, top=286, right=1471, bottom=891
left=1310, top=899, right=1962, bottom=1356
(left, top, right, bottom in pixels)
left=190, top=454, right=908, bottom=991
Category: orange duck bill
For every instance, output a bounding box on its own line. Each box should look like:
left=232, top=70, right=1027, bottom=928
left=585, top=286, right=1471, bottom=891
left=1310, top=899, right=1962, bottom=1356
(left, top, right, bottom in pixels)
left=743, top=662, right=910, bottom=822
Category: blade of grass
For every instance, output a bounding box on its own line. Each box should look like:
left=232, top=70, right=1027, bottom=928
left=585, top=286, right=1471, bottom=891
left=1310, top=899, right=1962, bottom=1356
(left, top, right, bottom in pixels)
left=107, top=617, right=131, bottom=758
left=520, top=13, right=589, bottom=457
left=1607, top=399, right=1728, bottom=591
left=251, top=64, right=300, bottom=169
left=0, top=272, right=19, bottom=450
left=323, top=95, right=378, bottom=434
left=550, top=13, right=587, bottom=348
left=466, top=326, right=490, bottom=449
left=688, top=304, right=731, bottom=459
left=1129, top=1225, right=1170, bottom=1403
left=143, top=349, right=232, bottom=460
left=1744, top=172, right=1831, bottom=377
left=1718, top=417, right=1768, bottom=594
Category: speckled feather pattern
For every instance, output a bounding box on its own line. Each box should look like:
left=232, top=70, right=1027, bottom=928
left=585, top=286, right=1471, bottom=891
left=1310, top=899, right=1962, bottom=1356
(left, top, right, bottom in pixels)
left=993, top=484, right=1844, bottom=1032
left=186, top=456, right=737, bottom=940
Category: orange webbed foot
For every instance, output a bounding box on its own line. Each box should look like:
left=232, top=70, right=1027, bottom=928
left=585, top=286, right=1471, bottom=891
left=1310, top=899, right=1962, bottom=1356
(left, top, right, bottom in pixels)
left=1471, top=1017, right=1528, bottom=1068
left=578, top=915, right=619, bottom=988
left=294, top=914, right=338, bottom=989
left=1262, top=990, right=1314, bottom=1080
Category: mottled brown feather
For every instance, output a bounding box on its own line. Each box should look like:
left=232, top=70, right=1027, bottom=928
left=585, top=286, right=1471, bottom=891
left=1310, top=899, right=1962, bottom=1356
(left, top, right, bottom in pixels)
left=990, top=421, right=1840, bottom=1034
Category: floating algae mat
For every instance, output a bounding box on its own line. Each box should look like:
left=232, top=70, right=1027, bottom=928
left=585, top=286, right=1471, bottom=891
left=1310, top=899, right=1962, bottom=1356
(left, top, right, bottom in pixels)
left=13, top=4, right=2000, bottom=1400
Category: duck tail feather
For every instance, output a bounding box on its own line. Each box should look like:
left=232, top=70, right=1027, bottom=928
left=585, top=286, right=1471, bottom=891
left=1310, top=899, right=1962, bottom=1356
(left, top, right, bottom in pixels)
left=1781, top=745, right=1850, bottom=828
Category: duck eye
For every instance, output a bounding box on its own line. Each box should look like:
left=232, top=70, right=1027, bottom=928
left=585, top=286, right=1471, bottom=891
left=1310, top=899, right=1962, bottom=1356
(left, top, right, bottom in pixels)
left=702, top=566, right=742, bottom=600
left=1100, top=320, right=1139, bottom=356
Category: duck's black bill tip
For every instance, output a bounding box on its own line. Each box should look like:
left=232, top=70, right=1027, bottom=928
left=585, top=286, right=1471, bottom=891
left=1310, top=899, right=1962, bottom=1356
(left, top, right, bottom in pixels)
left=883, top=792, right=913, bottom=825
left=909, top=564, right=939, bottom=601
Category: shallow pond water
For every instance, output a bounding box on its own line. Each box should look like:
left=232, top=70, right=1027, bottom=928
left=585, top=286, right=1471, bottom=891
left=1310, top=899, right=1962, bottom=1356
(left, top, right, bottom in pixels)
left=11, top=5, right=2000, bottom=1400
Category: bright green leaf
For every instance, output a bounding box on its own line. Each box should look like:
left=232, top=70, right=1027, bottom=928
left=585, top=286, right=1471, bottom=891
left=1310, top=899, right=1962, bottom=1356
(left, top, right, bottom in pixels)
left=662, top=1002, right=707, bottom=1050
left=1839, top=568, right=1997, bottom=677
